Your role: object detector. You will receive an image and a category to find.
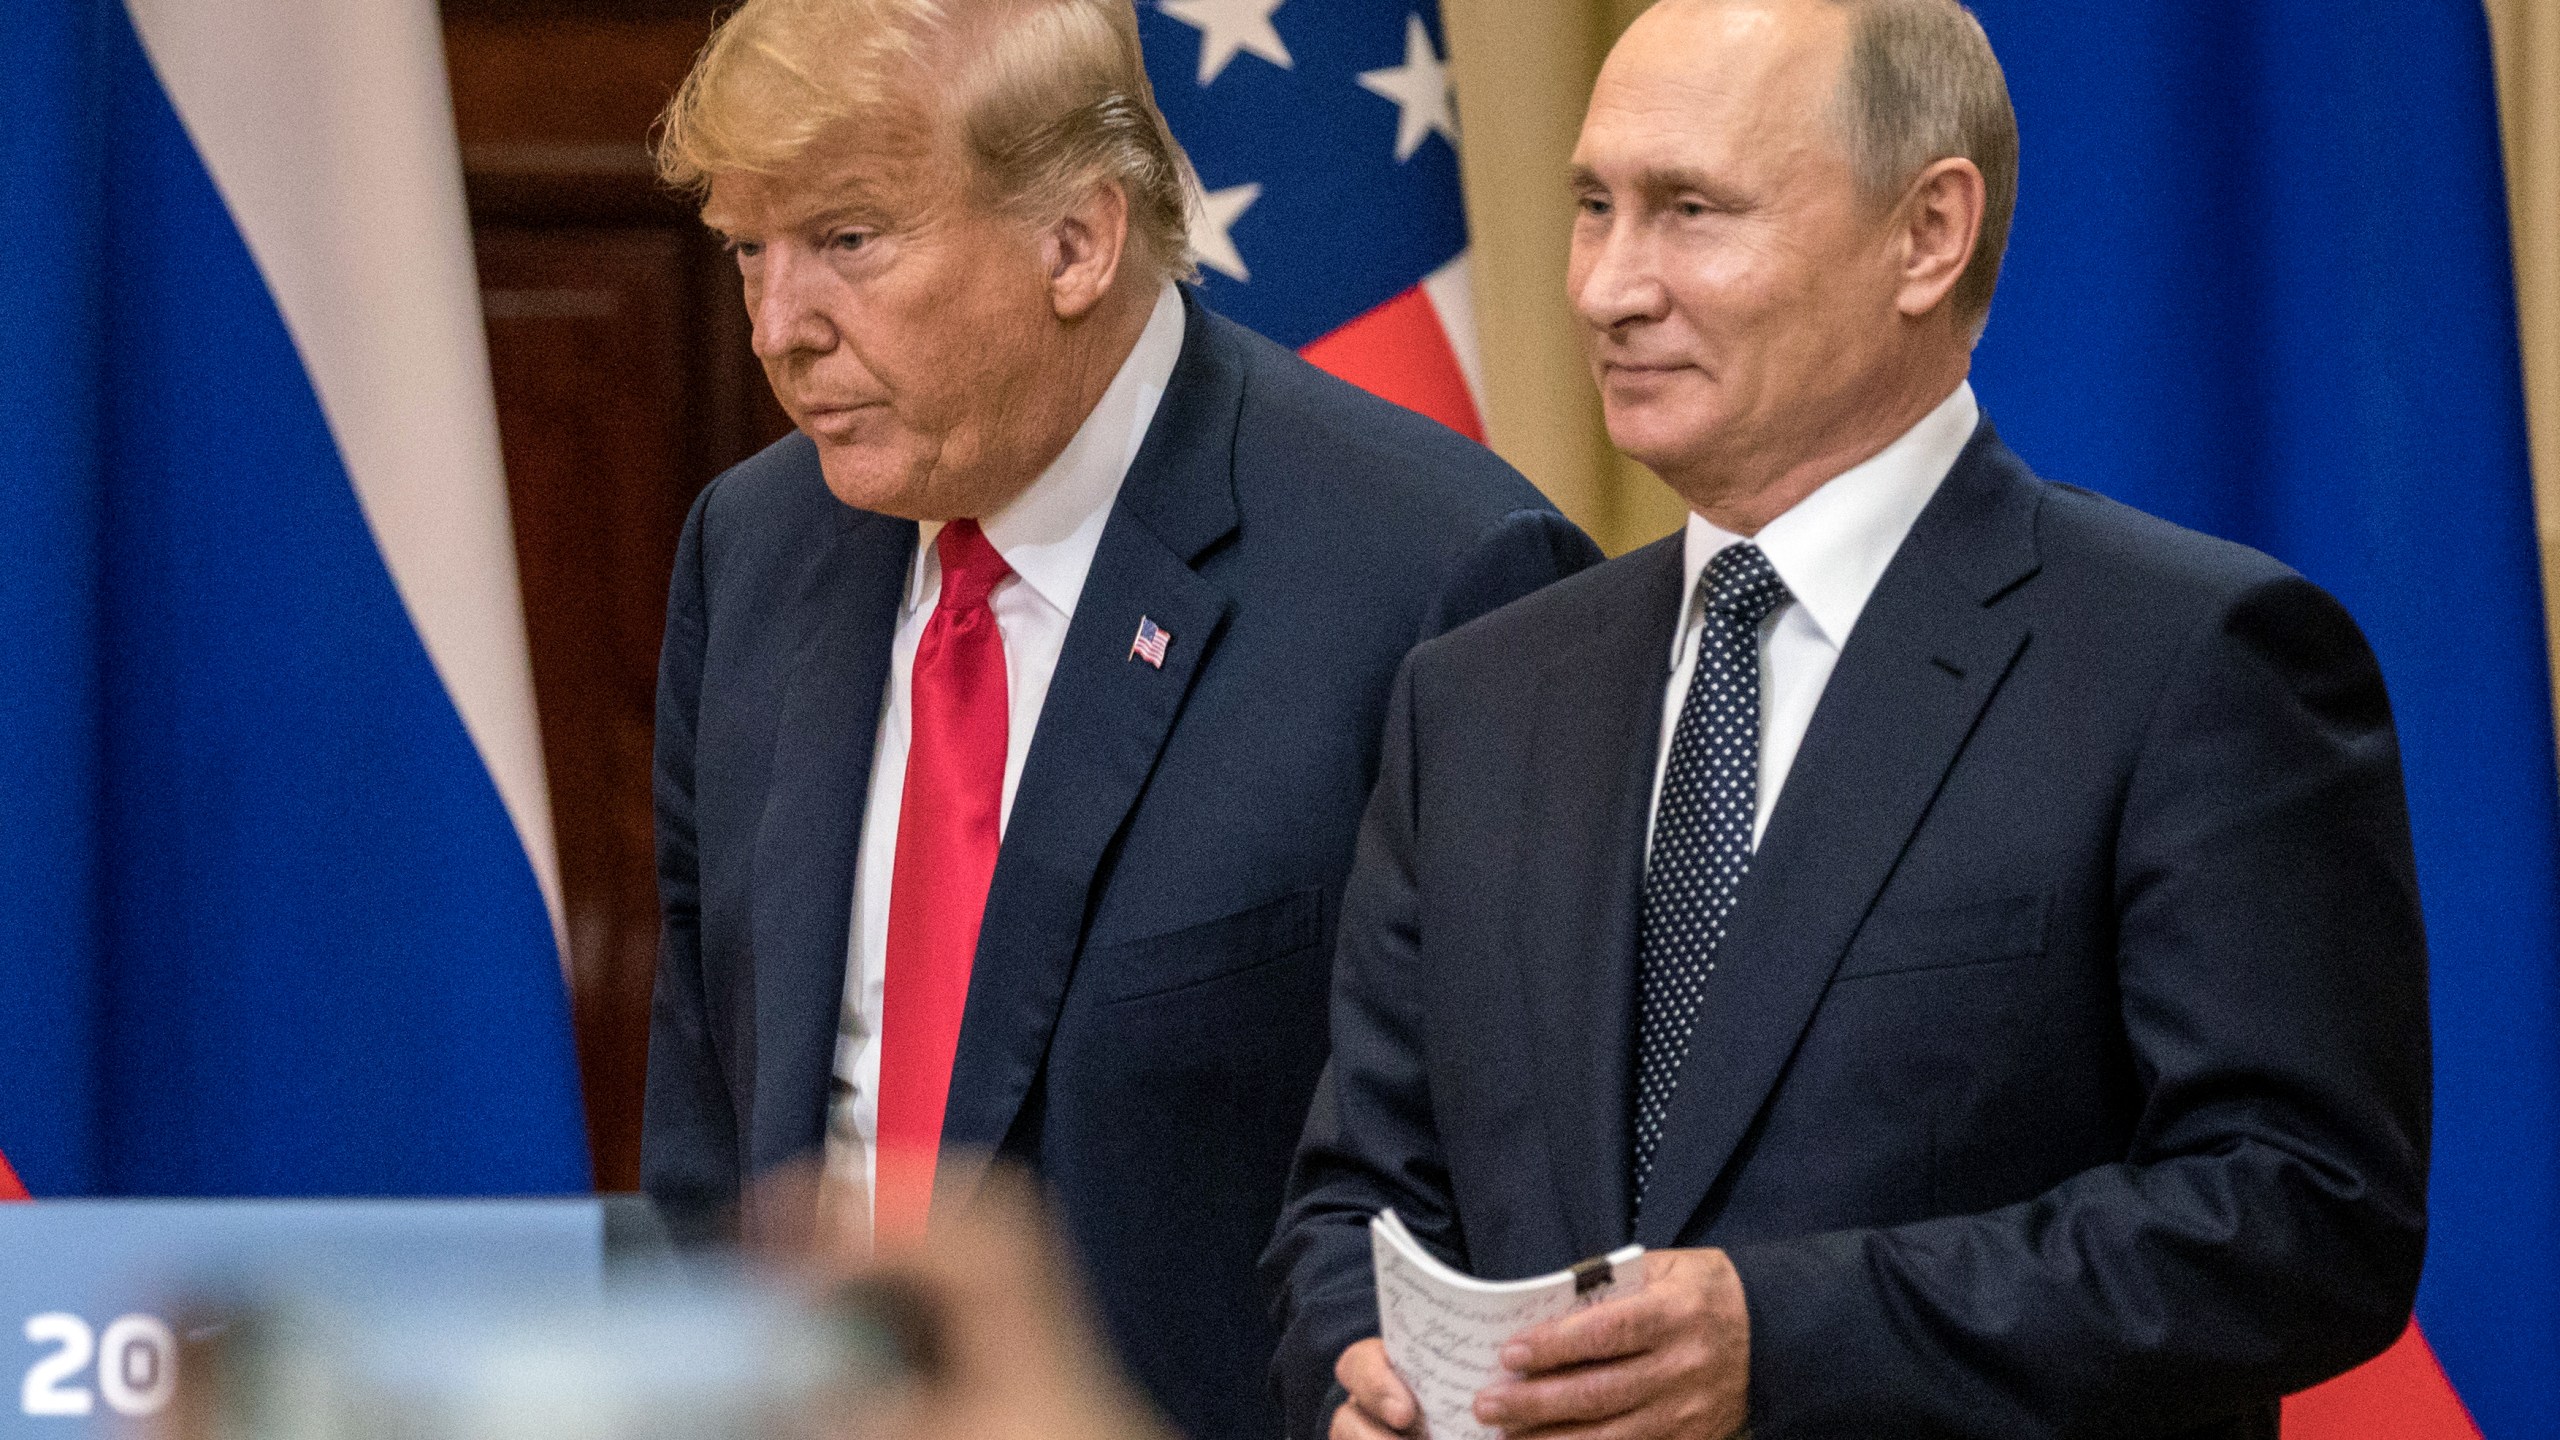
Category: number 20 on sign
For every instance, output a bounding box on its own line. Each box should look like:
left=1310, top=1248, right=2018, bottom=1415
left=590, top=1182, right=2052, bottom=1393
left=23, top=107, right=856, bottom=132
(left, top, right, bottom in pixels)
left=20, top=1314, right=177, bottom=1420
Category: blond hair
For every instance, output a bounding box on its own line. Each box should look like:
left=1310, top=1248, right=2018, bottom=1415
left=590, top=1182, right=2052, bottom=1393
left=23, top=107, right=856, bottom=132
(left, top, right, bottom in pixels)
left=656, top=0, right=1196, bottom=280
left=1824, top=0, right=2018, bottom=332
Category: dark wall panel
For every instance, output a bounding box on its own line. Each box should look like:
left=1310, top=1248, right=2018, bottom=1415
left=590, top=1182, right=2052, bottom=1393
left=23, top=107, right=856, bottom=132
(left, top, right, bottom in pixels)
left=446, top=5, right=792, bottom=1188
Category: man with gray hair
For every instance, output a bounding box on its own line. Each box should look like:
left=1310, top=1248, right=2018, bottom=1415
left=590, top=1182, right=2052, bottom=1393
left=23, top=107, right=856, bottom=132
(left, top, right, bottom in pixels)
left=636, top=1, right=1597, bottom=1435
left=1264, top=0, right=2429, bottom=1435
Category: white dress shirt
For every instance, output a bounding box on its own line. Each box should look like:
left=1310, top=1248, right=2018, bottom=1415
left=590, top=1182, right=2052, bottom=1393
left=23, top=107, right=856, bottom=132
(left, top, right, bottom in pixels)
left=1650, top=381, right=1981, bottom=851
left=824, top=282, right=1187, bottom=1197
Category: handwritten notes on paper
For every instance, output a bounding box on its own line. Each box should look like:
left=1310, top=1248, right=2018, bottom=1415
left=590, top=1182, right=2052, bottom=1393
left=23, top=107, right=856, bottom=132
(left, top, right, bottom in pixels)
left=1370, top=1209, right=1644, bottom=1440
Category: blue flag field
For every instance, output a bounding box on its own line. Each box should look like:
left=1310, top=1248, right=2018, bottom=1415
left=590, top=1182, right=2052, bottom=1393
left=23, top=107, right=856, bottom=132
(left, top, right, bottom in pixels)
left=0, top=0, right=587, bottom=1197
left=1968, top=3, right=2558, bottom=1434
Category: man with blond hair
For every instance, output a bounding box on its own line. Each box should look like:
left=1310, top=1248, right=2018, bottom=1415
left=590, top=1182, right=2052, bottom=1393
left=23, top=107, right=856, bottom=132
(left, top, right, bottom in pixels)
left=1265, top=0, right=2429, bottom=1436
left=637, top=1, right=1597, bottom=1434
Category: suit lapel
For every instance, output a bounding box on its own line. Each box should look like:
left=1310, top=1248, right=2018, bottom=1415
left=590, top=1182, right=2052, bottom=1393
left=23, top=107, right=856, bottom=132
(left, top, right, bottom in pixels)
left=1634, top=426, right=2045, bottom=1248
left=748, top=504, right=915, bottom=1171
left=1520, top=534, right=1686, bottom=1255
left=939, top=294, right=1244, bottom=1156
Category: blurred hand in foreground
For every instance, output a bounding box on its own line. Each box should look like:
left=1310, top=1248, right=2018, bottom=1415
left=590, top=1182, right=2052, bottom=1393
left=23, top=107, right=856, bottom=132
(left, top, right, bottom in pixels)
left=753, top=1157, right=1180, bottom=1440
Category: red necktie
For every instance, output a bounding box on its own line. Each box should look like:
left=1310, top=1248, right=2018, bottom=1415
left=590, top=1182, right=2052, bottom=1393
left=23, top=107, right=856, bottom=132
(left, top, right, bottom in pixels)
left=877, top=519, right=1012, bottom=1241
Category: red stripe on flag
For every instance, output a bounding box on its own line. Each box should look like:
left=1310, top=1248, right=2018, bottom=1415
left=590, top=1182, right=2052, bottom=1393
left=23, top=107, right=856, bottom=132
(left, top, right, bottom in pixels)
left=1298, top=284, right=1485, bottom=442
left=2282, top=1320, right=2481, bottom=1440
left=0, top=1147, right=27, bottom=1201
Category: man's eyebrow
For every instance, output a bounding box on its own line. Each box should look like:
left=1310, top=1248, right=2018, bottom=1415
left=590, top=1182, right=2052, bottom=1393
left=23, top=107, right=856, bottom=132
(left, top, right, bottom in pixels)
left=1636, top=165, right=1753, bottom=210
left=1565, top=163, right=1751, bottom=210
left=699, top=184, right=898, bottom=240
left=810, top=192, right=891, bottom=225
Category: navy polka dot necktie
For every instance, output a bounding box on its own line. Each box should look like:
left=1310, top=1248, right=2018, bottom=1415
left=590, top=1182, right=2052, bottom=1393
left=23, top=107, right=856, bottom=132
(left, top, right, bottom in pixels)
left=1632, top=541, right=1791, bottom=1216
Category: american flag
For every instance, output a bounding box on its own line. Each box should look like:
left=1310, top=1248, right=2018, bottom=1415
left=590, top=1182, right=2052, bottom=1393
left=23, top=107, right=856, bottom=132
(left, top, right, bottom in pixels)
left=1130, top=615, right=1174, bottom=667
left=1142, top=0, right=1483, bottom=440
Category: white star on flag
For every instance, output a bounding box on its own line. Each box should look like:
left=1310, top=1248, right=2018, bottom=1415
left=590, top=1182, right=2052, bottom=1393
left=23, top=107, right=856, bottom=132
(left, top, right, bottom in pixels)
left=1159, top=0, right=1292, bottom=86
left=1187, top=180, right=1262, bottom=282
left=1358, top=13, right=1459, bottom=162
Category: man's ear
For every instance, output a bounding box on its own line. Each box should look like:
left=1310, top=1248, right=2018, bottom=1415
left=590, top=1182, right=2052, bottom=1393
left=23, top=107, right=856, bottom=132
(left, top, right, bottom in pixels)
left=1043, top=180, right=1133, bottom=321
left=1892, top=157, right=1986, bottom=321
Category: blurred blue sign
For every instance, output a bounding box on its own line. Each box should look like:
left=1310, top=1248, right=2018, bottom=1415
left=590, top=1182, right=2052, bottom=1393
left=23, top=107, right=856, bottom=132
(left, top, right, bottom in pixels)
left=2, top=1200, right=603, bottom=1435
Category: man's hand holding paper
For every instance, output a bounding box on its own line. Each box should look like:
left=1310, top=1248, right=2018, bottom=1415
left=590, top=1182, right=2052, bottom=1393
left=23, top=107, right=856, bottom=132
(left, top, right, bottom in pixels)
left=1355, top=1212, right=1659, bottom=1439
left=1475, top=1249, right=1750, bottom=1440
left=1340, top=1243, right=1744, bottom=1440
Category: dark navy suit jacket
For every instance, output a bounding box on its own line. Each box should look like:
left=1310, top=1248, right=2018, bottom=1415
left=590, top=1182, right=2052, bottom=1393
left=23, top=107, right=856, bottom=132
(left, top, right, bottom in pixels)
left=1265, top=425, right=2430, bottom=1439
left=640, top=292, right=1600, bottom=1440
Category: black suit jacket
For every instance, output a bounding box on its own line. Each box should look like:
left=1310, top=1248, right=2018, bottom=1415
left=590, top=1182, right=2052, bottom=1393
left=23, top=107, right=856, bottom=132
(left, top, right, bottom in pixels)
left=1264, top=424, right=2430, bottom=1439
left=641, top=292, right=1600, bottom=1440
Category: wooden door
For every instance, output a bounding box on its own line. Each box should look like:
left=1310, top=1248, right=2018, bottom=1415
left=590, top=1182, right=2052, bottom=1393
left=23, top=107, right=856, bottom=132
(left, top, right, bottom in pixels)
left=443, top=0, right=792, bottom=1190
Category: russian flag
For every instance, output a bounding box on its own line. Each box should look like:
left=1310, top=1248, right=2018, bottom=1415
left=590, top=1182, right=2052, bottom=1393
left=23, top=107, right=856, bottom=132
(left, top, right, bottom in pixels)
left=0, top=0, right=587, bottom=1196
left=1968, top=2, right=2559, bottom=1434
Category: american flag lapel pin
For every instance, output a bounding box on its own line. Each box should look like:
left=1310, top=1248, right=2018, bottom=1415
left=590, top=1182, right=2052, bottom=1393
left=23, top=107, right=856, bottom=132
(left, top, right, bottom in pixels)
left=1129, top=615, right=1171, bottom=668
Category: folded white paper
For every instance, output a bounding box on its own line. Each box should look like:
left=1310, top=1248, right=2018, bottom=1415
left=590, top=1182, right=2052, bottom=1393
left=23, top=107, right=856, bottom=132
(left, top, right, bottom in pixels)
left=1369, top=1209, right=1645, bottom=1440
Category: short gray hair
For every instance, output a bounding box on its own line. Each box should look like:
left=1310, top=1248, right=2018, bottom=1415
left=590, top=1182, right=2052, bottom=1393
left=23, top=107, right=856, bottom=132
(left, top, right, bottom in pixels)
left=1825, top=0, right=2019, bottom=331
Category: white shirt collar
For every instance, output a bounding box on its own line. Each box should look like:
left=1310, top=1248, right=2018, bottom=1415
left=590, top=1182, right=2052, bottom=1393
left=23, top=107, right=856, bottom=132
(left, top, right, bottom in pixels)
left=1675, top=380, right=1980, bottom=664
left=910, top=281, right=1187, bottom=617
